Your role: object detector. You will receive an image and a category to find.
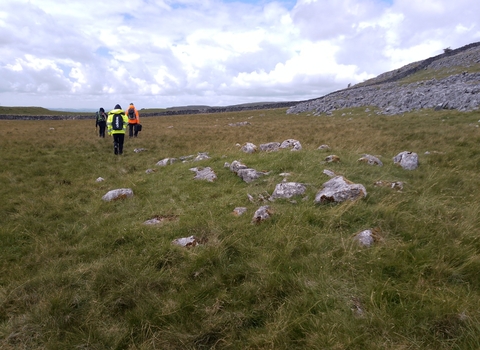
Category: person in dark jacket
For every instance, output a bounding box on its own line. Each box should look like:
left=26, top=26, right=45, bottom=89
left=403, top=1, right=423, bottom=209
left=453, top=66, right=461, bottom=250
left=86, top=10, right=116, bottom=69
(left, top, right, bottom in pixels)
left=95, top=107, right=107, bottom=138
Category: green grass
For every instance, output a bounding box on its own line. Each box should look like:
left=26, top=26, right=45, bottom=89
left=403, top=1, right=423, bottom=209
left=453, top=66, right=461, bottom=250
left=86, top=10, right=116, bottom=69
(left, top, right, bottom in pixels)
left=0, top=108, right=479, bottom=349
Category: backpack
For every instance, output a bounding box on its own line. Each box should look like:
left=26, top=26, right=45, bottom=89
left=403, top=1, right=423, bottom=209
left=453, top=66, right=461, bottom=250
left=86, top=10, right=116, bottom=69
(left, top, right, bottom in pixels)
left=127, top=107, right=136, bottom=120
left=112, top=113, right=124, bottom=130
left=96, top=111, right=105, bottom=122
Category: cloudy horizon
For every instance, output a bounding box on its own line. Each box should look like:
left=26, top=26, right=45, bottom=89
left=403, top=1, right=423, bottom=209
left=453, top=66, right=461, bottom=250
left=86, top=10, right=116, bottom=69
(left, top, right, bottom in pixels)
left=1, top=0, right=479, bottom=111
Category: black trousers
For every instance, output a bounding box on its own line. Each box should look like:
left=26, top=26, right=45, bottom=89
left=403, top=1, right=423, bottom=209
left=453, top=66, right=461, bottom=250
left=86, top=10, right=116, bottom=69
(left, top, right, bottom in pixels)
left=98, top=121, right=106, bottom=138
left=112, top=134, right=125, bottom=155
left=129, top=123, right=138, bottom=137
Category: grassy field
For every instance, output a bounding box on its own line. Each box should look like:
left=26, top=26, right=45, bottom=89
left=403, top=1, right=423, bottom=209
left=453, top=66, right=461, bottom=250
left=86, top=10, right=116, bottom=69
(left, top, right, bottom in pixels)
left=1, top=107, right=479, bottom=349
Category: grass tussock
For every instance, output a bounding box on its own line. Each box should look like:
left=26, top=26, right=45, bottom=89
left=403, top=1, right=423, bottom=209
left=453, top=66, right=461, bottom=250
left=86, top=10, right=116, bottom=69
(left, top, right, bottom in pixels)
left=0, top=107, right=480, bottom=349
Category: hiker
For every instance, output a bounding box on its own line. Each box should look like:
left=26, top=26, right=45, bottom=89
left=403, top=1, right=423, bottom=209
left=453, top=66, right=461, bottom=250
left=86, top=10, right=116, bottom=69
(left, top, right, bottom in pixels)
left=126, top=102, right=140, bottom=138
left=107, top=104, right=128, bottom=155
left=95, top=107, right=108, bottom=138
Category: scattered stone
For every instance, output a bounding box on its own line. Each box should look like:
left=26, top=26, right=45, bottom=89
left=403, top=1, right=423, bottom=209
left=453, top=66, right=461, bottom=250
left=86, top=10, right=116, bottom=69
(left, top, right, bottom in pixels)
left=233, top=207, right=247, bottom=216
left=317, top=144, right=331, bottom=150
left=229, top=121, right=251, bottom=127
left=279, top=172, right=291, bottom=178
left=314, top=176, right=367, bottom=204
left=280, top=139, right=302, bottom=151
left=145, top=168, right=156, bottom=174
left=143, top=218, right=162, bottom=225
left=102, top=188, right=134, bottom=202
left=393, top=151, right=419, bottom=170
left=358, top=154, right=383, bottom=166
left=323, top=169, right=336, bottom=177
left=252, top=205, right=273, bottom=223
left=96, top=177, right=105, bottom=182
left=134, top=148, right=147, bottom=153
left=180, top=155, right=195, bottom=162
left=144, top=215, right=178, bottom=225
left=189, top=167, right=217, bottom=182
left=229, top=160, right=268, bottom=183
left=259, top=142, right=280, bottom=152
left=194, top=152, right=211, bottom=161
left=172, top=235, right=199, bottom=247
left=324, top=155, right=340, bottom=163
left=237, top=168, right=267, bottom=183
left=156, top=158, right=177, bottom=166
left=374, top=180, right=404, bottom=191
left=353, top=228, right=382, bottom=247
left=271, top=182, right=306, bottom=200
left=353, top=229, right=375, bottom=247
left=229, top=160, right=248, bottom=172
left=241, top=142, right=257, bottom=154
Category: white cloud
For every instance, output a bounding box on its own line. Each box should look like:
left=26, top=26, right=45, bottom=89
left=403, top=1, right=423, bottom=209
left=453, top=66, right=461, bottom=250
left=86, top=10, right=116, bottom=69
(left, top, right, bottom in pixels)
left=0, top=0, right=479, bottom=109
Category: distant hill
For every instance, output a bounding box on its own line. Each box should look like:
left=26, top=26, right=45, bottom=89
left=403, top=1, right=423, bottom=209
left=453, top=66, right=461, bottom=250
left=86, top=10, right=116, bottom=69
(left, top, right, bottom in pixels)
left=287, top=41, right=480, bottom=115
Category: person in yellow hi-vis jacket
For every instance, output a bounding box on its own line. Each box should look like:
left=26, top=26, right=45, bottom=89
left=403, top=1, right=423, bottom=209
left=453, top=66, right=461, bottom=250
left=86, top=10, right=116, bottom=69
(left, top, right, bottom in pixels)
left=107, top=104, right=129, bottom=155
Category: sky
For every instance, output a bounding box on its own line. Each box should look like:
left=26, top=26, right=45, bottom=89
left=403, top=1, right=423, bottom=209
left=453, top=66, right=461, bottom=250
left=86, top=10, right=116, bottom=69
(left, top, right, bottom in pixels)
left=1, top=0, right=479, bottom=110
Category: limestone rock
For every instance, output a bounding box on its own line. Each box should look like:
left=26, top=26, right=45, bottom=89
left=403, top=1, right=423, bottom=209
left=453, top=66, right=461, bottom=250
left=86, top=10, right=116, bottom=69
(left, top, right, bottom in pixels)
left=156, top=158, right=177, bottom=166
left=322, top=169, right=336, bottom=177
left=314, top=176, right=367, bottom=204
left=353, top=229, right=375, bottom=247
left=229, top=160, right=267, bottom=183
left=271, top=182, right=306, bottom=200
left=252, top=205, right=273, bottom=223
left=280, top=139, right=302, bottom=151
left=259, top=142, right=280, bottom=152
left=233, top=207, right=247, bottom=216
left=194, top=152, right=211, bottom=161
left=393, top=151, right=419, bottom=170
left=325, top=155, right=340, bottom=163
left=102, top=188, right=134, bottom=202
left=189, top=167, right=217, bottom=182
left=241, top=142, right=257, bottom=154
left=358, top=154, right=383, bottom=166
left=96, top=177, right=105, bottom=182
left=374, top=180, right=404, bottom=191
left=172, top=235, right=199, bottom=247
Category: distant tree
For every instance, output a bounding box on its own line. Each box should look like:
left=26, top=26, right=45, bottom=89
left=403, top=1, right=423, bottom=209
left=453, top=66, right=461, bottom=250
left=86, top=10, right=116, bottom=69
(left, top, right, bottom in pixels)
left=443, top=47, right=453, bottom=54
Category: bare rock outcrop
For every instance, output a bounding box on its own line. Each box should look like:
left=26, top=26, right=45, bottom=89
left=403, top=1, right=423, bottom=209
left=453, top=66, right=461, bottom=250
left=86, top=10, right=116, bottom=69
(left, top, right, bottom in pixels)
left=287, top=43, right=480, bottom=116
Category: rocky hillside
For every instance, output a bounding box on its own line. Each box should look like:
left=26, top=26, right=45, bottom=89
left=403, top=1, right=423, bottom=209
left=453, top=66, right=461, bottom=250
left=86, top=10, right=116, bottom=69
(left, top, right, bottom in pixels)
left=287, top=41, right=480, bottom=116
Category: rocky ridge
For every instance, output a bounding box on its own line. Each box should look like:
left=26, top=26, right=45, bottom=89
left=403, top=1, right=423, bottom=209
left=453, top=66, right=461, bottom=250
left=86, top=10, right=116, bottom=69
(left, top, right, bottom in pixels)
left=287, top=42, right=480, bottom=116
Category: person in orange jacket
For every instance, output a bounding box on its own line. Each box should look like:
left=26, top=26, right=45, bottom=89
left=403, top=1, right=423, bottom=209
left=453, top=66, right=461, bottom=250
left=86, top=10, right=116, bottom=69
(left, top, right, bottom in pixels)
left=125, top=102, right=140, bottom=138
